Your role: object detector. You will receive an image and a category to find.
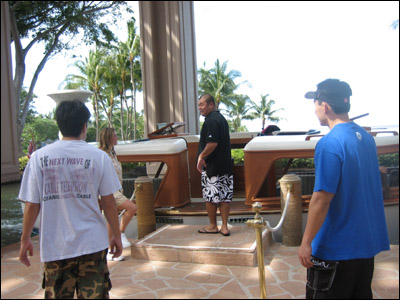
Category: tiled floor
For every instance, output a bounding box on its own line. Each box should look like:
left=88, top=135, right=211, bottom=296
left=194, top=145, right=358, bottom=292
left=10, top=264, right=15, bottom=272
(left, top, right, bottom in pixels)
left=1, top=234, right=398, bottom=299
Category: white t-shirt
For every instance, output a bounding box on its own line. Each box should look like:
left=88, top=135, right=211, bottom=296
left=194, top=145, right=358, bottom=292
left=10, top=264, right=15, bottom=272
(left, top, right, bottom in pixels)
left=19, top=140, right=121, bottom=262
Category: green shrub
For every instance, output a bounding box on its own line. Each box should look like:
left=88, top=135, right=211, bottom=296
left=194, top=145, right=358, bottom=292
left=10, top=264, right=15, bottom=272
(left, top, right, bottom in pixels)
left=378, top=153, right=399, bottom=167
left=21, top=118, right=58, bottom=153
left=275, top=158, right=315, bottom=170
left=19, top=156, right=30, bottom=172
left=121, top=162, right=146, bottom=171
left=231, top=149, right=244, bottom=165
left=121, top=162, right=147, bottom=177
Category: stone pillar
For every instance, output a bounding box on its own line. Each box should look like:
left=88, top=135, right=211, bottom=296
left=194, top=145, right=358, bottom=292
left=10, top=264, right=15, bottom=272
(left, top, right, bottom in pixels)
left=139, top=1, right=199, bottom=137
left=135, top=176, right=156, bottom=239
left=1, top=1, right=21, bottom=183
left=280, top=174, right=302, bottom=246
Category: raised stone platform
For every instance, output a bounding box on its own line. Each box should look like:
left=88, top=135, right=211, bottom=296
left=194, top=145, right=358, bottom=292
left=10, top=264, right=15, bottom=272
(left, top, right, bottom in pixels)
left=131, top=224, right=272, bottom=266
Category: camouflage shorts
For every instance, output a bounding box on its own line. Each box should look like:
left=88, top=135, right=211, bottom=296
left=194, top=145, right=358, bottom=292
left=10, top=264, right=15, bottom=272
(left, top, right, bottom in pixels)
left=43, top=249, right=111, bottom=299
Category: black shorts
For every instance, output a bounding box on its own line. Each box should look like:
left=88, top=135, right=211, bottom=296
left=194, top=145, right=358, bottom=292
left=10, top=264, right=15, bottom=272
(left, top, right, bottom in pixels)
left=306, top=256, right=374, bottom=299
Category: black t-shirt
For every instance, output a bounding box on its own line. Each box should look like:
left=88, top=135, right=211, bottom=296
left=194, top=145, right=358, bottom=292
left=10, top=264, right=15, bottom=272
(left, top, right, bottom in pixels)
left=198, top=111, right=232, bottom=177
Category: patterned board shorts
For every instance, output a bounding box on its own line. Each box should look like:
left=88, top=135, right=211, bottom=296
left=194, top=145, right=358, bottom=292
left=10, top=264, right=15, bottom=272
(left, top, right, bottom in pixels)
left=201, top=171, right=234, bottom=204
left=43, top=249, right=111, bottom=299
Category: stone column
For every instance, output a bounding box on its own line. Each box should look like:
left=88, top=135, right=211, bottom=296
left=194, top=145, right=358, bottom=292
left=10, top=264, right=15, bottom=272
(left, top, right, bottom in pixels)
left=135, top=176, right=156, bottom=239
left=1, top=1, right=21, bottom=183
left=280, top=174, right=302, bottom=246
left=139, top=1, right=199, bottom=137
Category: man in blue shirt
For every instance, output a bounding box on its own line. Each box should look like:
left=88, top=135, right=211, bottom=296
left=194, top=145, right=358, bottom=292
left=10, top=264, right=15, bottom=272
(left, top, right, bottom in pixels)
left=298, top=79, right=390, bottom=299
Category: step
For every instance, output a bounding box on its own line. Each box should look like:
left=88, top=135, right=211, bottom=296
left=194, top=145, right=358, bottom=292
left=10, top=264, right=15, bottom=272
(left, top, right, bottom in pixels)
left=130, top=224, right=272, bottom=266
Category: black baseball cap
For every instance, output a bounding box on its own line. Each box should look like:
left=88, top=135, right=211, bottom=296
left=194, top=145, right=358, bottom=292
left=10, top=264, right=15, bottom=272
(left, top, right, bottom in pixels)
left=305, top=79, right=352, bottom=113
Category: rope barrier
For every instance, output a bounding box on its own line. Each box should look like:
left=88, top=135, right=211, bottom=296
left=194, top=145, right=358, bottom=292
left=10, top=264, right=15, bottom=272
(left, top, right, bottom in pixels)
left=265, top=190, right=291, bottom=232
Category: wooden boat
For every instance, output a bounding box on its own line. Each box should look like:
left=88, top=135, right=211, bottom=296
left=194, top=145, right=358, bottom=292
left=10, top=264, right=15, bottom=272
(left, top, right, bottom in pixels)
left=115, top=126, right=398, bottom=242
left=243, top=130, right=399, bottom=209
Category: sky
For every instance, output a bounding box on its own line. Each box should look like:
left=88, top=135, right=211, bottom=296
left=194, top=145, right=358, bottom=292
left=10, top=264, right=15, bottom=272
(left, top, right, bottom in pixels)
left=21, top=1, right=399, bottom=133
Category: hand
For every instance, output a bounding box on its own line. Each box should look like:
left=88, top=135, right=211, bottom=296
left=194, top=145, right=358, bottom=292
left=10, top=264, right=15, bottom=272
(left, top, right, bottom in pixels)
left=197, top=157, right=206, bottom=173
left=109, top=236, right=123, bottom=259
left=298, top=243, right=313, bottom=268
left=19, top=239, right=34, bottom=267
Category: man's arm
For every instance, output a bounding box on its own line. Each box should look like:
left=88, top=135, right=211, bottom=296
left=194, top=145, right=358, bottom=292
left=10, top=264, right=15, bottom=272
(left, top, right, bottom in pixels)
left=298, top=190, right=334, bottom=268
left=19, top=201, right=40, bottom=267
left=100, top=194, right=122, bottom=258
left=197, top=142, right=217, bottom=173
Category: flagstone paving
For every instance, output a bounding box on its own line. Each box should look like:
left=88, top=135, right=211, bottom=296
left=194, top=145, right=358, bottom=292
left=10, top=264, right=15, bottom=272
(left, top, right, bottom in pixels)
left=1, top=235, right=398, bottom=299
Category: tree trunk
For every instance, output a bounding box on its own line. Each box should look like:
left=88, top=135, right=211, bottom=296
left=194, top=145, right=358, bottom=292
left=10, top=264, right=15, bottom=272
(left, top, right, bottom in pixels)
left=93, top=94, right=99, bottom=142
left=129, top=61, right=135, bottom=140
left=9, top=4, right=70, bottom=154
left=133, top=88, right=137, bottom=140
left=107, top=93, right=114, bottom=128
left=120, top=90, right=125, bottom=140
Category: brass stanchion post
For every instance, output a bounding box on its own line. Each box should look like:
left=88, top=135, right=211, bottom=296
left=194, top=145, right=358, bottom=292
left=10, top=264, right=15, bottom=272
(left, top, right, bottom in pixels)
left=246, top=179, right=296, bottom=298
left=246, top=202, right=267, bottom=299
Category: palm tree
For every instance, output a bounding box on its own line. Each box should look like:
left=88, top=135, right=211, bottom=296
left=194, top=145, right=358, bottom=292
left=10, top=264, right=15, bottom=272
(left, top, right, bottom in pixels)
left=106, top=42, right=131, bottom=140
left=249, top=94, right=284, bottom=130
left=127, top=18, right=142, bottom=140
left=224, top=94, right=254, bottom=132
left=62, top=21, right=142, bottom=142
left=63, top=48, right=109, bottom=141
left=198, top=59, right=242, bottom=108
left=99, top=18, right=142, bottom=141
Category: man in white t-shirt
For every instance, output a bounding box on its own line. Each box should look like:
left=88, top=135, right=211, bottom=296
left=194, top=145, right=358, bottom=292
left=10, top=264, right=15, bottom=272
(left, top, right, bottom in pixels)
left=18, top=100, right=123, bottom=299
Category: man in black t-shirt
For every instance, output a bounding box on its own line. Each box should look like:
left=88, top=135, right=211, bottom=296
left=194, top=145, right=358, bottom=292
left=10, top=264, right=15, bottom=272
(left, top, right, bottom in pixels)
left=197, top=94, right=233, bottom=236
